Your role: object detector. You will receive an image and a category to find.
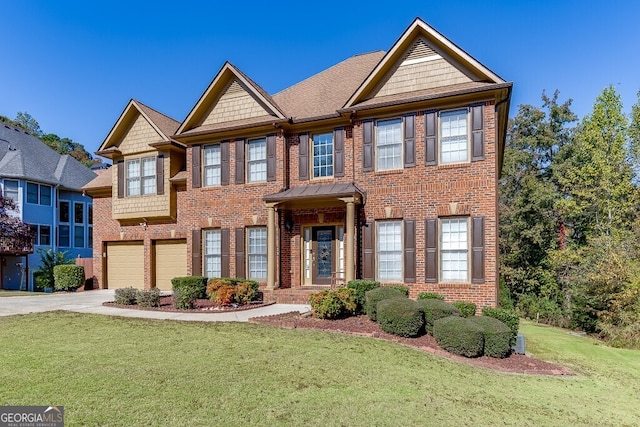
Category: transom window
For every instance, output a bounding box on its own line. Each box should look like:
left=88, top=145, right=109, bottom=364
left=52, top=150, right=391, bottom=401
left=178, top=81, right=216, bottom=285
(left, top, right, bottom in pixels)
left=3, top=180, right=19, bottom=203
left=247, top=138, right=267, bottom=183
left=126, top=157, right=156, bottom=196
left=313, top=133, right=333, bottom=178
left=26, top=182, right=51, bottom=206
left=203, top=145, right=221, bottom=186
left=203, top=229, right=221, bottom=278
left=376, top=118, right=403, bottom=171
left=247, top=227, right=267, bottom=279
left=440, top=218, right=469, bottom=281
left=440, top=110, right=468, bottom=164
left=377, top=220, right=403, bottom=281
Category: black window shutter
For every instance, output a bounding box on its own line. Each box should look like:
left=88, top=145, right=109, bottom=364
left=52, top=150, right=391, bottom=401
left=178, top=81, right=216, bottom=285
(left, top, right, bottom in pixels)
left=192, top=229, right=202, bottom=276
left=425, top=112, right=437, bottom=165
left=403, top=114, right=416, bottom=168
left=221, top=141, right=230, bottom=186
left=334, top=127, right=345, bottom=177
left=425, top=219, right=438, bottom=283
left=266, top=133, right=276, bottom=182
left=235, top=227, right=245, bottom=279
left=235, top=139, right=245, bottom=184
left=471, top=216, right=485, bottom=283
left=117, top=160, right=124, bottom=198
left=192, top=145, right=201, bottom=188
left=298, top=133, right=309, bottom=180
left=404, top=219, right=416, bottom=283
left=471, top=105, right=485, bottom=161
left=156, top=154, right=164, bottom=195
left=221, top=228, right=230, bottom=277
left=362, top=120, right=374, bottom=172
left=362, top=222, right=375, bottom=280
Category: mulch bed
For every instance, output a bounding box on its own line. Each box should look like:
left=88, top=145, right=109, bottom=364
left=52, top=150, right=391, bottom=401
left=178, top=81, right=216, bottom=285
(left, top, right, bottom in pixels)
left=103, top=296, right=274, bottom=313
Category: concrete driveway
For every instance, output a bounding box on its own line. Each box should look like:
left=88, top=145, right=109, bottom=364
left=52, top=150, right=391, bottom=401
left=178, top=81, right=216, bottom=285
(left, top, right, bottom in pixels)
left=0, top=290, right=310, bottom=322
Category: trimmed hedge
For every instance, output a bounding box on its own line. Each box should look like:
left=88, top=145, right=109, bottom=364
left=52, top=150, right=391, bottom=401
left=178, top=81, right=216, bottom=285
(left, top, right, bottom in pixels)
left=417, top=299, right=461, bottom=334
left=469, top=316, right=512, bottom=358
left=433, top=316, right=484, bottom=357
left=386, top=285, right=409, bottom=296
left=453, top=301, right=477, bottom=318
left=482, top=307, right=520, bottom=346
left=309, top=288, right=357, bottom=319
left=377, top=297, right=424, bottom=337
left=53, top=264, right=84, bottom=291
left=417, top=292, right=445, bottom=300
left=365, top=287, right=407, bottom=321
left=172, top=276, right=208, bottom=309
left=346, top=280, right=380, bottom=313
left=114, top=287, right=138, bottom=305
left=205, top=278, right=260, bottom=306
left=136, top=288, right=161, bottom=308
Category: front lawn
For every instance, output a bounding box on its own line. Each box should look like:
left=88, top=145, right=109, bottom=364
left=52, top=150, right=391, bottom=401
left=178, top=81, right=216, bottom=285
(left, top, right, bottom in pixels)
left=0, top=290, right=45, bottom=297
left=0, top=313, right=638, bottom=426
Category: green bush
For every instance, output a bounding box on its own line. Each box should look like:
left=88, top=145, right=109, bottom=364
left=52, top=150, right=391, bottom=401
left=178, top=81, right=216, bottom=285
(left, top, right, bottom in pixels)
left=114, top=287, right=138, bottom=305
left=386, top=285, right=409, bottom=296
left=172, top=276, right=208, bottom=309
left=452, top=301, right=477, bottom=318
left=433, top=316, right=484, bottom=357
left=309, top=288, right=357, bottom=319
left=136, top=288, right=161, bottom=307
left=53, top=264, right=84, bottom=291
left=365, top=287, right=407, bottom=321
left=516, top=294, right=568, bottom=327
left=205, top=278, right=260, bottom=306
left=34, top=249, right=72, bottom=291
left=417, top=299, right=460, bottom=334
left=377, top=297, right=424, bottom=337
left=417, top=292, right=445, bottom=300
left=346, top=280, right=380, bottom=313
left=482, top=307, right=520, bottom=346
left=468, top=316, right=512, bottom=358
left=235, top=280, right=260, bottom=304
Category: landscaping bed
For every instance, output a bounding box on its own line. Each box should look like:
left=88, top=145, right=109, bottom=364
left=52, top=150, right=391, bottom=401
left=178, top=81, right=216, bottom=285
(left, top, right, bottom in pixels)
left=104, top=295, right=273, bottom=313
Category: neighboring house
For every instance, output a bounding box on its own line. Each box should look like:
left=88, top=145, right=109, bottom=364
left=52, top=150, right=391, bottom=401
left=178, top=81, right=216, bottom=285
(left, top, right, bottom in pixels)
left=83, top=18, right=512, bottom=307
left=0, top=123, right=96, bottom=290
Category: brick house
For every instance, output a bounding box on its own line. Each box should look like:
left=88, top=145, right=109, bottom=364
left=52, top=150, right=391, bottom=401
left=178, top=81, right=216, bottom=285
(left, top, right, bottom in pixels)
left=83, top=18, right=512, bottom=307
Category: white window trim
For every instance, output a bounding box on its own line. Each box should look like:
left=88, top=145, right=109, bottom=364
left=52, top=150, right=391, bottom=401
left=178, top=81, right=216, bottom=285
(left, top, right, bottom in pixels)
left=247, top=227, right=267, bottom=280
left=247, top=138, right=267, bottom=183
left=25, top=182, right=51, bottom=206
left=439, top=217, right=470, bottom=283
left=125, top=156, right=157, bottom=197
left=375, top=117, right=404, bottom=171
left=2, top=179, right=20, bottom=207
left=439, top=108, right=471, bottom=165
left=203, top=229, right=222, bottom=279
left=376, top=220, right=403, bottom=282
left=311, top=132, right=334, bottom=179
left=203, top=144, right=222, bottom=187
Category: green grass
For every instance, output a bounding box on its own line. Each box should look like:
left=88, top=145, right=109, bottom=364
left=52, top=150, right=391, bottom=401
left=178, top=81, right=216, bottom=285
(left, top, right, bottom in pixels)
left=0, top=290, right=45, bottom=297
left=0, top=313, right=639, bottom=426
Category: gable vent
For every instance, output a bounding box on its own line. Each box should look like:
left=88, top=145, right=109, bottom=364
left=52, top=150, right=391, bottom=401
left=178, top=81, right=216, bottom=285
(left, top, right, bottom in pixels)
left=402, top=39, right=441, bottom=65
left=226, top=80, right=244, bottom=94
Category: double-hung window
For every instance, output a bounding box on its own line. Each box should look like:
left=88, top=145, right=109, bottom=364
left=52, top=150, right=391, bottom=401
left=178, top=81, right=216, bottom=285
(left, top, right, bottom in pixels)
left=203, top=145, right=221, bottom=186
left=440, top=110, right=468, bottom=164
left=247, top=138, right=267, bottom=183
left=440, top=218, right=469, bottom=281
left=203, top=229, right=222, bottom=278
left=126, top=157, right=156, bottom=196
left=376, top=118, right=402, bottom=170
left=376, top=221, right=403, bottom=281
left=26, top=182, right=51, bottom=205
left=247, top=227, right=267, bottom=279
left=312, top=133, right=333, bottom=178
left=3, top=180, right=19, bottom=203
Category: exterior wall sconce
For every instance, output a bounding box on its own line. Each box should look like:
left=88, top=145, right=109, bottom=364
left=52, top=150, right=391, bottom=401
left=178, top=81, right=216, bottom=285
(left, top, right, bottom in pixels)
left=284, top=217, right=294, bottom=232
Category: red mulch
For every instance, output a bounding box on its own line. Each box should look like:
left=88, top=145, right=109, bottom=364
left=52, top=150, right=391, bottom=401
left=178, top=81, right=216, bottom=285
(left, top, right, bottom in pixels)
left=103, top=296, right=274, bottom=313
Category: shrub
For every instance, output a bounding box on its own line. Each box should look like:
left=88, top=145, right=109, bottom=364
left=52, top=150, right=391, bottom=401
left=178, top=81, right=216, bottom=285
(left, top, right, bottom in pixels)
left=235, top=280, right=260, bottom=304
left=136, top=288, right=161, bottom=307
left=417, top=292, right=445, bottom=300
left=482, top=307, right=520, bottom=346
left=433, top=316, right=484, bottom=357
left=377, top=297, right=424, bottom=337
left=172, top=276, right=208, bottom=309
left=365, top=287, right=406, bottom=321
left=114, top=287, right=138, bottom=305
left=34, top=249, right=72, bottom=291
left=386, top=285, right=409, bottom=296
left=53, top=264, right=84, bottom=291
left=206, top=278, right=234, bottom=304
left=469, top=316, right=512, bottom=358
left=452, top=301, right=477, bottom=318
left=417, top=299, right=460, bottom=334
left=516, top=294, right=568, bottom=327
left=346, top=280, right=380, bottom=313
left=309, top=288, right=357, bottom=319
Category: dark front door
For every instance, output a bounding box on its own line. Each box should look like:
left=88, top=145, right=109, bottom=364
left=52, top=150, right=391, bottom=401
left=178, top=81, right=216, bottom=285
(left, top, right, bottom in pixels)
left=312, top=226, right=335, bottom=285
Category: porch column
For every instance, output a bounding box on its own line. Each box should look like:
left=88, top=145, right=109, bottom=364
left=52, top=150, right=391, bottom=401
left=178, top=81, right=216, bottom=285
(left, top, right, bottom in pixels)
left=341, top=197, right=356, bottom=283
left=266, top=202, right=277, bottom=290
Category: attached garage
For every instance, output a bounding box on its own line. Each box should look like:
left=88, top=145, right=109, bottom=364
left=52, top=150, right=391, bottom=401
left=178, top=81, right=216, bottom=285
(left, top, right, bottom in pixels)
left=106, top=242, right=144, bottom=289
left=153, top=240, right=187, bottom=291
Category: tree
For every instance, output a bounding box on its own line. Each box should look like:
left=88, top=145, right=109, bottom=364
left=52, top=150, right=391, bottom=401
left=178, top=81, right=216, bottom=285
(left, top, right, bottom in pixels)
left=14, top=111, right=42, bottom=137
left=0, top=194, right=33, bottom=254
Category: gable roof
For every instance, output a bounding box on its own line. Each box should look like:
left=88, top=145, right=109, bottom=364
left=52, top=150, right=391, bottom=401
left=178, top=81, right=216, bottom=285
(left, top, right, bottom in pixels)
left=0, top=123, right=96, bottom=190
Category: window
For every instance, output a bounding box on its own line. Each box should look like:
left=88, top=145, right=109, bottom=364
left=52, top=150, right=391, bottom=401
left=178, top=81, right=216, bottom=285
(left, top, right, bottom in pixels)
left=3, top=180, right=19, bottom=202
left=312, top=133, right=333, bottom=178
left=27, top=182, right=38, bottom=204
left=247, top=227, right=267, bottom=279
left=74, top=203, right=84, bottom=224
left=74, top=225, right=84, bottom=248
left=126, top=157, right=156, bottom=196
left=59, top=201, right=70, bottom=223
left=440, top=218, right=469, bottom=281
left=440, top=109, right=468, bottom=163
left=87, top=226, right=93, bottom=248
left=88, top=205, right=93, bottom=225
left=26, top=183, right=51, bottom=205
left=40, top=185, right=51, bottom=206
left=29, top=224, right=38, bottom=245
left=376, top=118, right=402, bottom=170
left=203, top=145, right=221, bottom=186
left=247, top=138, right=266, bottom=183
left=376, top=221, right=403, bottom=281
left=58, top=225, right=70, bottom=247
left=203, top=229, right=221, bottom=278
left=40, top=225, right=51, bottom=246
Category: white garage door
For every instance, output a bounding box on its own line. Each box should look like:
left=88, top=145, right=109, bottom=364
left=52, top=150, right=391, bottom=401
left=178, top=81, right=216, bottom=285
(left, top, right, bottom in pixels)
left=106, top=242, right=144, bottom=289
left=154, top=240, right=187, bottom=291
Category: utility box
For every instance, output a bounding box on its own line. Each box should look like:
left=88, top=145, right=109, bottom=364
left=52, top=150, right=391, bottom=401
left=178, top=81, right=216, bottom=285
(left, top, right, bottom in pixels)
left=512, top=334, right=526, bottom=354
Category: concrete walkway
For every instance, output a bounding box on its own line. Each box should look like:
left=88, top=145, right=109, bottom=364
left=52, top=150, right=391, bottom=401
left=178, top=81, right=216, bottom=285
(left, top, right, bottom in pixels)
left=0, top=290, right=311, bottom=322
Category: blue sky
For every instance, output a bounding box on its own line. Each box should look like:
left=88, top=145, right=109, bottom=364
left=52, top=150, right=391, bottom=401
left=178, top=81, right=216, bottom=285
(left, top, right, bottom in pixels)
left=1, top=1, right=638, bottom=156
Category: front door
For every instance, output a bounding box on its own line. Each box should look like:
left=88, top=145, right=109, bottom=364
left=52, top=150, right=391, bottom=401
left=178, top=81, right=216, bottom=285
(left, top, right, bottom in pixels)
left=312, top=226, right=334, bottom=285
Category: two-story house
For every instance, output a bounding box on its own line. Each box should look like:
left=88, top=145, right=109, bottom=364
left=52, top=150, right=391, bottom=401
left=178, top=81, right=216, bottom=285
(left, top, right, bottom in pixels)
left=0, top=123, right=96, bottom=291
left=84, top=18, right=511, bottom=307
